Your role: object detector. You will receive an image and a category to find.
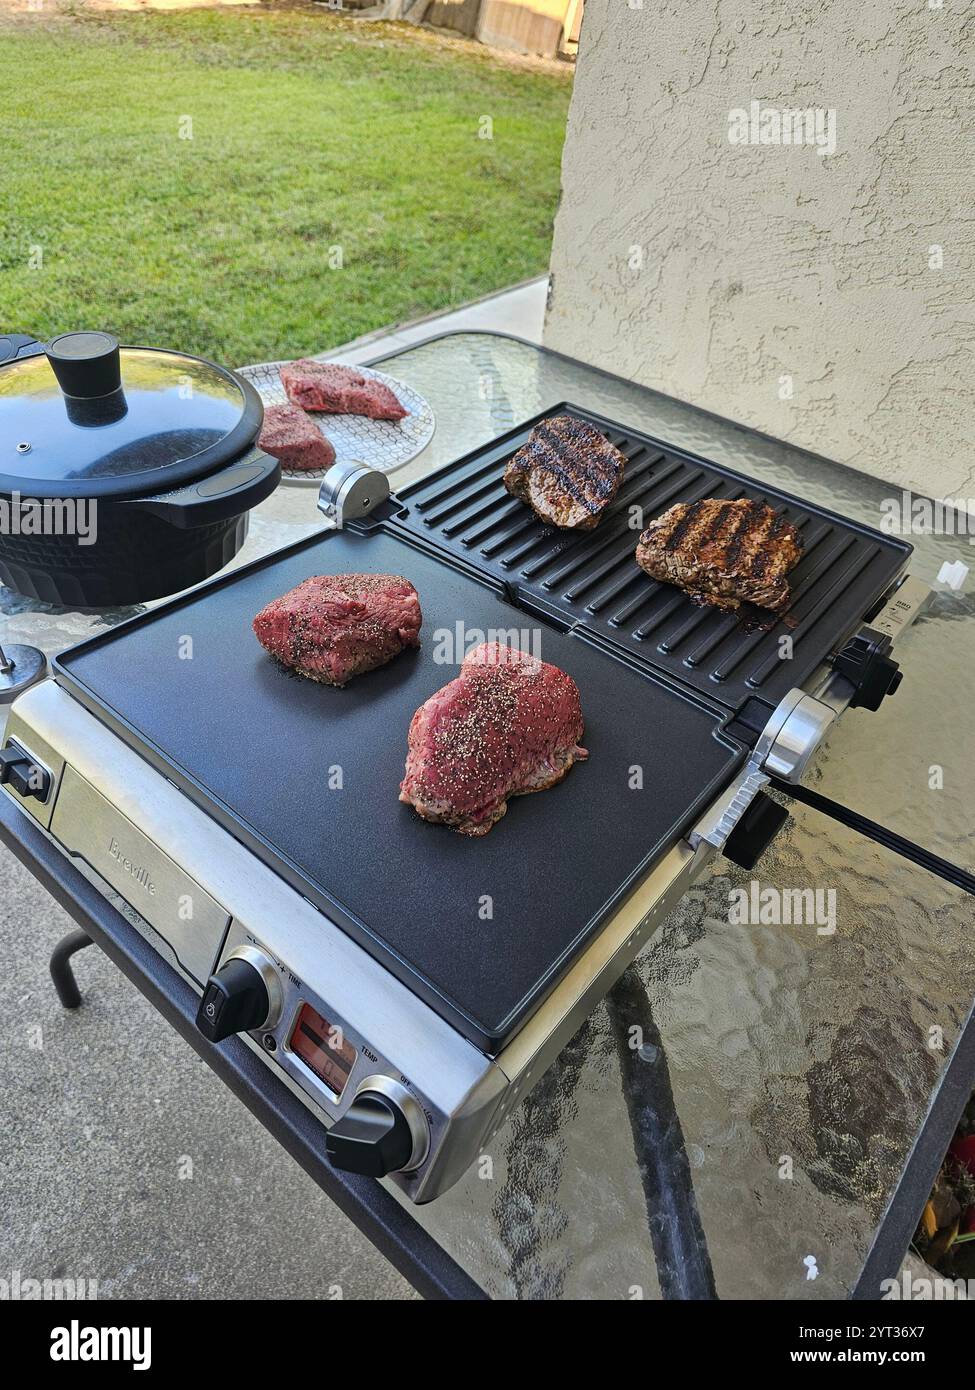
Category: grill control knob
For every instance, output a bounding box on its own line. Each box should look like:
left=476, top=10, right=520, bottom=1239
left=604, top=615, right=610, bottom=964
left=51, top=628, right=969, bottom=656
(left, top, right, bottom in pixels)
left=196, top=950, right=280, bottom=1043
left=326, top=1085, right=421, bottom=1179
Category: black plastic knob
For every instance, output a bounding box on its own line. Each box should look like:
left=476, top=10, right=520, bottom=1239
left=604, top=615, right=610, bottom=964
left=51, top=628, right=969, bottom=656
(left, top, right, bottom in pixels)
left=46, top=331, right=122, bottom=400
left=723, top=790, right=790, bottom=871
left=325, top=1092, right=414, bottom=1178
left=0, top=745, right=49, bottom=801
left=196, top=957, right=269, bottom=1043
left=832, top=627, right=902, bottom=711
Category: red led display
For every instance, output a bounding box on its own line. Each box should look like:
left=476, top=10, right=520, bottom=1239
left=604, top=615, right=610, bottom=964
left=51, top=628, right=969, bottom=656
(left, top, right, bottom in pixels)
left=290, top=1002, right=357, bottom=1097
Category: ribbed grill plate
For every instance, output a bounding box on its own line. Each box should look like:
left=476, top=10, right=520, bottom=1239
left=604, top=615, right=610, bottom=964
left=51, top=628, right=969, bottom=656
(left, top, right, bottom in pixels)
left=388, top=404, right=912, bottom=721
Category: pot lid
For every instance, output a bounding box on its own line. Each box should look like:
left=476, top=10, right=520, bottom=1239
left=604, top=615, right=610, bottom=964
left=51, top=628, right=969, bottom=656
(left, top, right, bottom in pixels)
left=0, top=332, right=263, bottom=499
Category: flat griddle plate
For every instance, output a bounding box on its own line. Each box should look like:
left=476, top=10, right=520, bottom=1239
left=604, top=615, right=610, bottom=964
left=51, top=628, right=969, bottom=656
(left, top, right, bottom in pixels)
left=55, top=528, right=745, bottom=1053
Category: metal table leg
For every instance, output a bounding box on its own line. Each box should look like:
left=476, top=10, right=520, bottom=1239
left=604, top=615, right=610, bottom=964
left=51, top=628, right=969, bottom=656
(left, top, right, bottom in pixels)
left=608, top=965, right=718, bottom=1300
left=49, top=928, right=95, bottom=1009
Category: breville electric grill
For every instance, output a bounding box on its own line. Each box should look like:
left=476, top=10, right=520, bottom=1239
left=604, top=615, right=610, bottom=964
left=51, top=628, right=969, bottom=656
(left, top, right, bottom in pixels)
left=0, top=404, right=929, bottom=1202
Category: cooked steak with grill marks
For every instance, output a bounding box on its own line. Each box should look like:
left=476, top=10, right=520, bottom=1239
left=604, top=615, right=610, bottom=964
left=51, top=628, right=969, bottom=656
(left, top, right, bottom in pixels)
left=399, top=642, right=588, bottom=837
left=635, top=498, right=803, bottom=613
left=279, top=360, right=408, bottom=421
left=258, top=404, right=336, bottom=472
left=253, top=574, right=421, bottom=686
left=503, top=414, right=626, bottom=530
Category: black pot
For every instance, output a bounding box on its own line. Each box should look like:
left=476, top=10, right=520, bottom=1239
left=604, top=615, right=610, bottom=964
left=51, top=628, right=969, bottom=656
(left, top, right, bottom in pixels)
left=0, top=331, right=280, bottom=607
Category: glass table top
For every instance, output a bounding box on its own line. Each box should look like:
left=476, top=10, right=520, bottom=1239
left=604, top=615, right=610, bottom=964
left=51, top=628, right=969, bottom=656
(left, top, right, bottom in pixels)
left=3, top=331, right=972, bottom=1299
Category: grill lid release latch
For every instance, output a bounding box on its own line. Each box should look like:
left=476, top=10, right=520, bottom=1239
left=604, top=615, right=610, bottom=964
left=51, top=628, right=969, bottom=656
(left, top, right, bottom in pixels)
left=831, top=627, right=902, bottom=711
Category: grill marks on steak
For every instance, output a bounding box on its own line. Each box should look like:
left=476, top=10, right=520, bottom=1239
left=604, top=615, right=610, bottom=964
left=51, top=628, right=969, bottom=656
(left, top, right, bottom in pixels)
left=279, top=360, right=408, bottom=421
left=635, top=498, right=803, bottom=613
left=399, top=642, right=588, bottom=836
left=503, top=414, right=626, bottom=530
left=253, top=573, right=422, bottom=686
left=258, top=404, right=336, bottom=472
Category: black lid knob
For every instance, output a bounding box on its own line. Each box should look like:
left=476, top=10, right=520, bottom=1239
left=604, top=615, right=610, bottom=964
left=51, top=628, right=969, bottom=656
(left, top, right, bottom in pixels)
left=46, top=331, right=122, bottom=400
left=325, top=1092, right=414, bottom=1178
left=196, top=957, right=269, bottom=1043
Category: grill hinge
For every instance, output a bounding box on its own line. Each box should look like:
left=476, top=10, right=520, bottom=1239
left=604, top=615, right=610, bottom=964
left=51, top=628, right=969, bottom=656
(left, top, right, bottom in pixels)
left=508, top=587, right=580, bottom=635
left=317, top=461, right=391, bottom=529
left=688, top=686, right=837, bottom=860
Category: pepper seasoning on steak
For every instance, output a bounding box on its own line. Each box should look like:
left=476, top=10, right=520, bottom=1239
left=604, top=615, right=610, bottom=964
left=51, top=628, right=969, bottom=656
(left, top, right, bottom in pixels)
left=253, top=573, right=422, bottom=686
left=399, top=642, right=588, bottom=837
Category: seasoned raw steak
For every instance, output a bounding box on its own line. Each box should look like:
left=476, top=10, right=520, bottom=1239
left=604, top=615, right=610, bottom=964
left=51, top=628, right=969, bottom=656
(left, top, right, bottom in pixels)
left=635, top=497, right=803, bottom=613
left=399, top=642, right=588, bottom=837
left=253, top=574, right=421, bottom=686
left=279, top=360, right=408, bottom=421
left=503, top=414, right=626, bottom=530
left=258, top=404, right=336, bottom=472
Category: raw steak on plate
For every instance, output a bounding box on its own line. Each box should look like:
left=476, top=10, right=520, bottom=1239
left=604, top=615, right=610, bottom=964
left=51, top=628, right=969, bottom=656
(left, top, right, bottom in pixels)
left=258, top=403, right=335, bottom=472
left=279, top=360, right=408, bottom=421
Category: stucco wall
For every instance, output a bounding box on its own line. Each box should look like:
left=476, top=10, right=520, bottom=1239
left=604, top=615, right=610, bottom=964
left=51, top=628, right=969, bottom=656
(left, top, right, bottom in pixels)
left=545, top=0, right=975, bottom=502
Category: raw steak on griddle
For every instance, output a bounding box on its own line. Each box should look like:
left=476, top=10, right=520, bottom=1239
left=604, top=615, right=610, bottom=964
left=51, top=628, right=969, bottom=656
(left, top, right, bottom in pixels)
left=399, top=642, right=588, bottom=836
left=253, top=573, right=421, bottom=686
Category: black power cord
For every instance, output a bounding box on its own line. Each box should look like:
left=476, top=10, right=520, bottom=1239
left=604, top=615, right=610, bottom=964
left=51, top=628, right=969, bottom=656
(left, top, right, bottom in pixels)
left=768, top=778, right=975, bottom=898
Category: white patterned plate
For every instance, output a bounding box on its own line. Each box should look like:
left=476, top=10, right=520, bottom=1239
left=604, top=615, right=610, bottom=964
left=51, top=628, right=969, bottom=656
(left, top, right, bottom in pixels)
left=238, top=358, right=435, bottom=486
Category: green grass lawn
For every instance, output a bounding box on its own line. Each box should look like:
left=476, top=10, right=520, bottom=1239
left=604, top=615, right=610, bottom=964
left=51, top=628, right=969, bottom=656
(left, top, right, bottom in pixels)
left=0, top=5, right=571, bottom=364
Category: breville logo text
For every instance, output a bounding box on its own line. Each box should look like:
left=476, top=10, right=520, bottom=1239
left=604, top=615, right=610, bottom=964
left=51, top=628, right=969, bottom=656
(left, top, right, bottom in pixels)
left=50, top=1320, right=151, bottom=1371
left=108, top=838, right=156, bottom=896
